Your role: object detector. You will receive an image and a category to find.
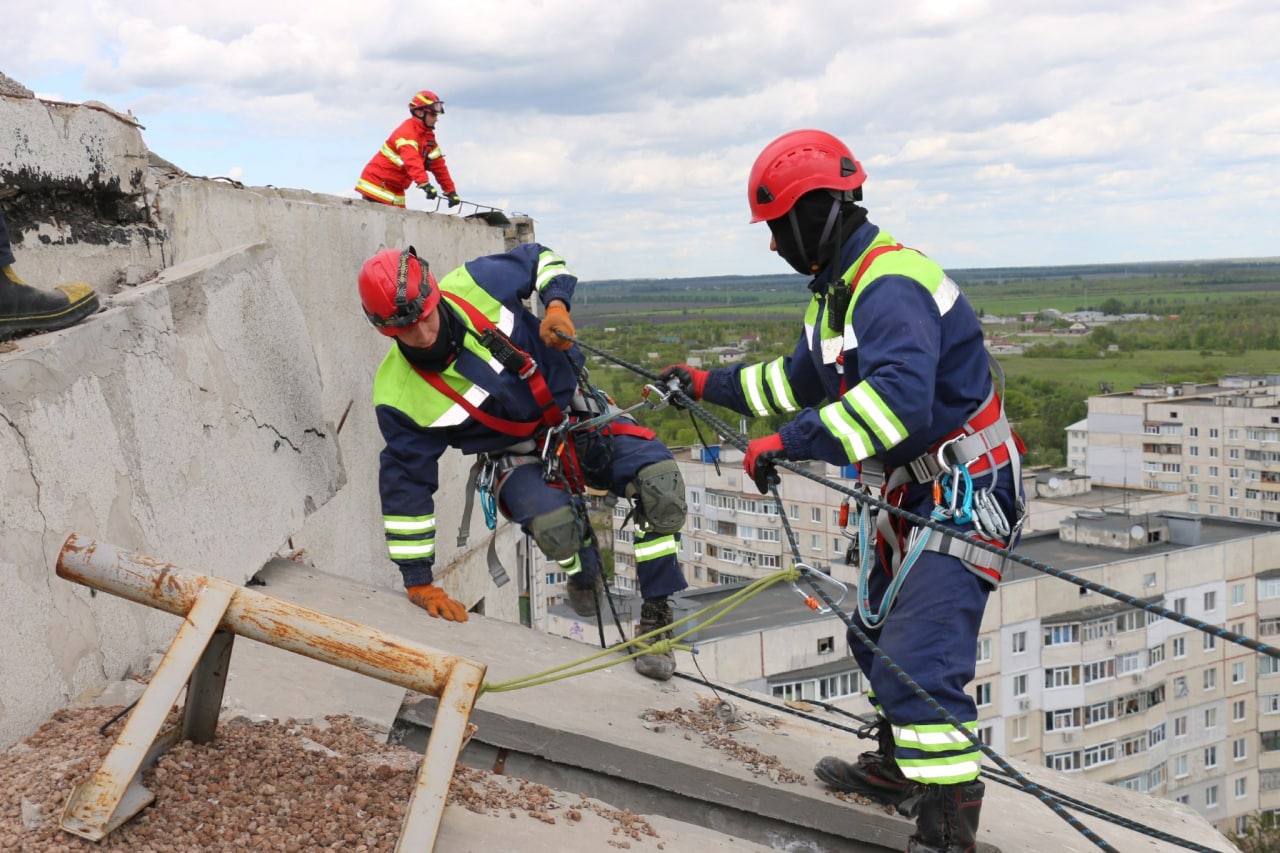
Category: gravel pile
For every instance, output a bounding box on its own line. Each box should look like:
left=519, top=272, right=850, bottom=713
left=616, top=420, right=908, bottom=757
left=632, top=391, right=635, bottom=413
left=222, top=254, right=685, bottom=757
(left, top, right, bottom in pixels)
left=0, top=707, right=657, bottom=851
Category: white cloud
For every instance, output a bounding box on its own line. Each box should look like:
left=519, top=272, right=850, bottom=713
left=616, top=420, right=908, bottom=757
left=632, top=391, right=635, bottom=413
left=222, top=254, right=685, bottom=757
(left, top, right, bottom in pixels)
left=4, top=0, right=1279, bottom=278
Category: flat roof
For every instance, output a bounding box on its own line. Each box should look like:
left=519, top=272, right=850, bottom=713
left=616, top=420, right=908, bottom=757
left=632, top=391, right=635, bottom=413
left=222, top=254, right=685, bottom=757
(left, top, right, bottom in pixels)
left=1004, top=515, right=1280, bottom=582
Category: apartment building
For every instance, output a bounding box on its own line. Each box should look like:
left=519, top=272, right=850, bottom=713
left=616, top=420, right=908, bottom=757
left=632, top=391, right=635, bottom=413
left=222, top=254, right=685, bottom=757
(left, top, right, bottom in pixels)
left=1081, top=373, right=1280, bottom=522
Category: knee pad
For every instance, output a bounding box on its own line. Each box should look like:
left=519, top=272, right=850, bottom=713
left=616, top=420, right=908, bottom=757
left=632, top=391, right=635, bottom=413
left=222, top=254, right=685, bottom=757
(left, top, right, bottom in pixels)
left=528, top=504, right=587, bottom=561
left=626, top=459, right=687, bottom=535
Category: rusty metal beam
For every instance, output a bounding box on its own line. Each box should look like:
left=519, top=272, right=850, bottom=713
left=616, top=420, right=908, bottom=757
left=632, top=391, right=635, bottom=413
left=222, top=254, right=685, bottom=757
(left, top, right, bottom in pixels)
left=55, top=534, right=486, bottom=852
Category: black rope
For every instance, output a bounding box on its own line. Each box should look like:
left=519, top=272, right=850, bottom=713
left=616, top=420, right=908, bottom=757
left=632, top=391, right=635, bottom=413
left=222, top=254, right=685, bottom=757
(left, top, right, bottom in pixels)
left=668, top=670, right=1219, bottom=852
left=560, top=330, right=1236, bottom=853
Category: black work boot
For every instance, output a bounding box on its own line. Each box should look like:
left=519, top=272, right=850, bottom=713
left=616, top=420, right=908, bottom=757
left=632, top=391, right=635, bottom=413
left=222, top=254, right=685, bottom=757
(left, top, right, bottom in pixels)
left=0, top=266, right=99, bottom=340
left=900, top=780, right=984, bottom=853
left=634, top=597, right=676, bottom=681
left=567, top=572, right=603, bottom=618
left=813, top=716, right=911, bottom=807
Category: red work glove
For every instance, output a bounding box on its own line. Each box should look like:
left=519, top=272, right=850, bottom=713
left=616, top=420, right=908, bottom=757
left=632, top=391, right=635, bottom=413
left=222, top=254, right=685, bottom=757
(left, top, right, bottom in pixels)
left=744, top=433, right=788, bottom=494
left=658, top=364, right=708, bottom=407
left=406, top=583, right=469, bottom=622
left=539, top=302, right=575, bottom=350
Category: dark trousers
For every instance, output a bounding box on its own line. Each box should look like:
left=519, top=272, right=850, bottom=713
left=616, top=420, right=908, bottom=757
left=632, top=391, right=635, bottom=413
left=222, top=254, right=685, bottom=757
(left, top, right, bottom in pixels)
left=498, top=431, right=688, bottom=600
left=848, top=465, right=1017, bottom=784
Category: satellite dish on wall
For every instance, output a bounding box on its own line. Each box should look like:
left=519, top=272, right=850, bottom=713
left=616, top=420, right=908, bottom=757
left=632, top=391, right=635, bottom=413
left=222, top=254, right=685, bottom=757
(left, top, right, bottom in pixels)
left=1048, top=477, right=1062, bottom=489
left=1129, top=525, right=1146, bottom=541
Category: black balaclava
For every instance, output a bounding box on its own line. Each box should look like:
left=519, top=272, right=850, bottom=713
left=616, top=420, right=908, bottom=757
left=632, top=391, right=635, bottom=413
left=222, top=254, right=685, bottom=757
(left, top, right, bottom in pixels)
left=767, top=188, right=868, bottom=278
left=396, top=303, right=462, bottom=372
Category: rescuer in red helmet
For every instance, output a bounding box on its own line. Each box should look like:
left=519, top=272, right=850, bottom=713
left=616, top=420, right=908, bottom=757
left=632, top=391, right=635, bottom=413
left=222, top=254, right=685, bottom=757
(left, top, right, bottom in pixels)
left=360, top=244, right=690, bottom=681
left=660, top=130, right=1027, bottom=852
left=355, top=90, right=461, bottom=209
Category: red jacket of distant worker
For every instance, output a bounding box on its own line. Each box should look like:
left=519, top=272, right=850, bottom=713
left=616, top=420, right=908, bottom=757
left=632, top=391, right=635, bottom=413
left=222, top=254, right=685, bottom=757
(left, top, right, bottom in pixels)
left=355, top=117, right=457, bottom=207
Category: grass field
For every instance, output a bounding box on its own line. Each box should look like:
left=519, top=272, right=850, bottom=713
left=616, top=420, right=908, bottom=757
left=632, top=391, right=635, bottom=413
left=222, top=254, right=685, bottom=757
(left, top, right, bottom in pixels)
left=996, top=348, right=1280, bottom=392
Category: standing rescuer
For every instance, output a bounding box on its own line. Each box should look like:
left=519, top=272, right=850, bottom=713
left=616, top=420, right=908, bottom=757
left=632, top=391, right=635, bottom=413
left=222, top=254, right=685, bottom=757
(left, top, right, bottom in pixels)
left=360, top=243, right=690, bottom=681
left=355, top=89, right=461, bottom=209
left=660, top=130, right=1025, bottom=853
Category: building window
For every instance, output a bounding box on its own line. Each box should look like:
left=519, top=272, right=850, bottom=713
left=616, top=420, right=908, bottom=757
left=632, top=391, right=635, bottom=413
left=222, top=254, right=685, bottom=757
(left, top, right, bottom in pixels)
left=811, top=506, right=822, bottom=523
left=1234, top=737, right=1247, bottom=761
left=1233, top=662, right=1246, bottom=684
left=1174, top=715, right=1187, bottom=737
left=1205, top=708, right=1218, bottom=729
left=1173, top=754, right=1188, bottom=778
left=1174, top=597, right=1186, bottom=615
left=1235, top=777, right=1247, bottom=799
left=1232, top=583, right=1245, bottom=606
left=1045, top=666, right=1080, bottom=688
left=1044, top=624, right=1079, bottom=646
left=1234, top=700, right=1247, bottom=721
left=1204, top=591, right=1217, bottom=612
left=1013, top=674, right=1028, bottom=696
left=1205, top=745, right=1218, bottom=769
left=1013, top=716, right=1028, bottom=741
left=1205, top=785, right=1218, bottom=807
left=1172, top=637, right=1186, bottom=658
left=1204, top=633, right=1216, bottom=651
left=976, top=638, right=992, bottom=663
left=975, top=683, right=992, bottom=707
left=1011, top=631, right=1027, bottom=654
left=818, top=636, right=835, bottom=655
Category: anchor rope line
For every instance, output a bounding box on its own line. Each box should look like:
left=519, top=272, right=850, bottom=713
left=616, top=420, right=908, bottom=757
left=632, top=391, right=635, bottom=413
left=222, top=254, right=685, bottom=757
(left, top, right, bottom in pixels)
left=479, top=569, right=802, bottom=694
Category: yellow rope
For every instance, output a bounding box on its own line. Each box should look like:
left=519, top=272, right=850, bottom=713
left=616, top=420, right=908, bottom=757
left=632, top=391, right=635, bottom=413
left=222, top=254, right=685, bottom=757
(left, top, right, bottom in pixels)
left=480, top=567, right=802, bottom=695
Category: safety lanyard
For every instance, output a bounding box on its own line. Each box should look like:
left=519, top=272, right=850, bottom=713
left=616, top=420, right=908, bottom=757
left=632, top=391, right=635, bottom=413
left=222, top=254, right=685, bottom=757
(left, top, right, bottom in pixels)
left=411, top=292, right=564, bottom=437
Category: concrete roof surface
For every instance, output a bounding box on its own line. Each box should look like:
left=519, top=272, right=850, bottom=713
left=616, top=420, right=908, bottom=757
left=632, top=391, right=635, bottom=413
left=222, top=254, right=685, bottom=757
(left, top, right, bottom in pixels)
left=212, top=560, right=1236, bottom=853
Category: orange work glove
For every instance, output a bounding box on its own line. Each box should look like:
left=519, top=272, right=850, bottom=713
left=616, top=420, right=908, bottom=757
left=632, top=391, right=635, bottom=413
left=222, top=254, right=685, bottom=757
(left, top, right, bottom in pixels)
left=539, top=302, right=575, bottom=350
left=406, top=583, right=469, bottom=622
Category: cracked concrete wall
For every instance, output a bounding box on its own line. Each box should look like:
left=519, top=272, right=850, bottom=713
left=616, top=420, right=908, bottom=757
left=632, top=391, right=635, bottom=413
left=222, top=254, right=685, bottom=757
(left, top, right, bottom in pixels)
left=1, top=91, right=167, bottom=295
left=0, top=87, right=523, bottom=748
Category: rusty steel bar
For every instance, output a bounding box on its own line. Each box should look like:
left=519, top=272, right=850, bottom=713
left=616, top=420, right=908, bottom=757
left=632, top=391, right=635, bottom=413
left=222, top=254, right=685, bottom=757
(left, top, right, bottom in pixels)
left=56, top=534, right=487, bottom=852
left=56, top=534, right=483, bottom=697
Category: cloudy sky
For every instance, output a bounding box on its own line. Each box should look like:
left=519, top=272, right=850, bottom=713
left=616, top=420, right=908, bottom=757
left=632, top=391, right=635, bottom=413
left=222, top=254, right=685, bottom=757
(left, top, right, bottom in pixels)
left=7, top=1, right=1279, bottom=281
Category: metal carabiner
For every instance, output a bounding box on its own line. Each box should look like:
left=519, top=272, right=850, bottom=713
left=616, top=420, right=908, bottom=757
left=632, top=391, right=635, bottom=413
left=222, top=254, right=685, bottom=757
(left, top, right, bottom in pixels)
left=790, top=562, right=849, bottom=614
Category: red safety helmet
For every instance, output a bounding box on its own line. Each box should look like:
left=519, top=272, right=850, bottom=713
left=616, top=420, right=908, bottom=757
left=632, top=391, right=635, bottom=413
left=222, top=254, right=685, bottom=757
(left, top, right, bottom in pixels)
left=747, top=129, right=865, bottom=223
left=358, top=247, right=440, bottom=336
left=408, top=90, right=445, bottom=115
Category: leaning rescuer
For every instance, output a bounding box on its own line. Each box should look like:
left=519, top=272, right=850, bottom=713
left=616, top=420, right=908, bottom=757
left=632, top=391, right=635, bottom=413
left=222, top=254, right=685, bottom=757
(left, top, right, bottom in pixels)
left=661, top=129, right=1025, bottom=853
left=359, top=243, right=691, bottom=680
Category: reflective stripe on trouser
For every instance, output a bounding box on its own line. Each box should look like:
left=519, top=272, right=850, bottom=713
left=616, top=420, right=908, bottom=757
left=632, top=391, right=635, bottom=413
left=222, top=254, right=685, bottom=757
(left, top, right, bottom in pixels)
left=355, top=178, right=406, bottom=207
left=848, top=482, right=993, bottom=785
left=497, top=431, right=688, bottom=600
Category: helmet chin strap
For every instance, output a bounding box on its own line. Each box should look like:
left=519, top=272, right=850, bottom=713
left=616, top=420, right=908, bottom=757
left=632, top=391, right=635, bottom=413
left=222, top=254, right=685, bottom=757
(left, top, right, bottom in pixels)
left=788, top=197, right=844, bottom=275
